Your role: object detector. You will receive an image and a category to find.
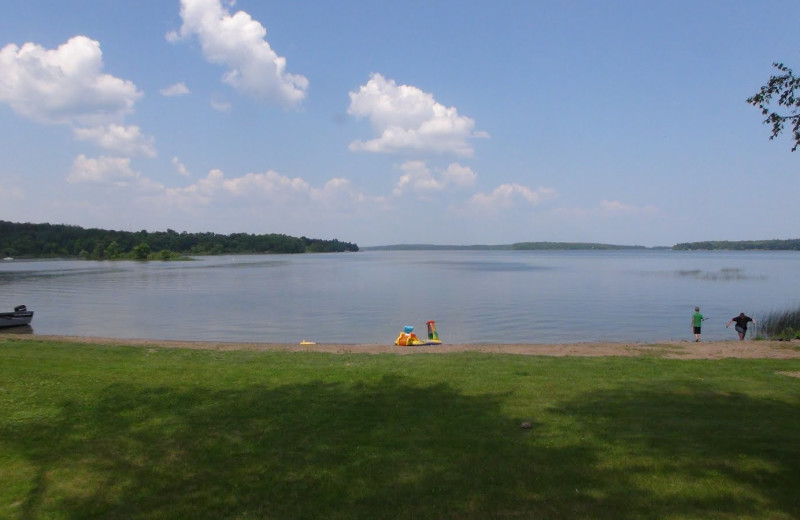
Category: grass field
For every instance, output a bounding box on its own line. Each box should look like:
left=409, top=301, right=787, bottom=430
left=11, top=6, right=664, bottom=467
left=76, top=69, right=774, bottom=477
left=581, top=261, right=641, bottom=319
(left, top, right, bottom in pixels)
left=1, top=338, right=799, bottom=519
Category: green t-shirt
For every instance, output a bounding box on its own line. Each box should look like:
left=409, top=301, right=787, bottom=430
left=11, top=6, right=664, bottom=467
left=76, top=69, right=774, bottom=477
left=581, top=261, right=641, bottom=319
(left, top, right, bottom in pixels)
left=692, top=312, right=704, bottom=327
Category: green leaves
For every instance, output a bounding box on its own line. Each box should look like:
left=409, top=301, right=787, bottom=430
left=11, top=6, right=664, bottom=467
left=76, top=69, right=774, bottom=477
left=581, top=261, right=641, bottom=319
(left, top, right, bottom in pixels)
left=747, top=62, right=800, bottom=152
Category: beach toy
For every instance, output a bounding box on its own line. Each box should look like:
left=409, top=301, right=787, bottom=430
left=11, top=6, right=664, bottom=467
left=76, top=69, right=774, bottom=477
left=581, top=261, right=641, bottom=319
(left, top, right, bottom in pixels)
left=395, top=322, right=442, bottom=346
left=426, top=320, right=439, bottom=340
left=396, top=325, right=419, bottom=346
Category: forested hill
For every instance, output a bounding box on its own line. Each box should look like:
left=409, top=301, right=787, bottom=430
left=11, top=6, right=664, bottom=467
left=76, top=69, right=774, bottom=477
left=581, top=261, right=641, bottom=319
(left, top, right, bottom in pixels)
left=364, top=242, right=652, bottom=251
left=673, top=239, right=800, bottom=251
left=0, top=221, right=358, bottom=259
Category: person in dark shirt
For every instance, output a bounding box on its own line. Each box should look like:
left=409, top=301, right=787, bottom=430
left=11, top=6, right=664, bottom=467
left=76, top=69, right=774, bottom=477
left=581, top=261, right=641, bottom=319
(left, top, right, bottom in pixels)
left=726, top=312, right=755, bottom=340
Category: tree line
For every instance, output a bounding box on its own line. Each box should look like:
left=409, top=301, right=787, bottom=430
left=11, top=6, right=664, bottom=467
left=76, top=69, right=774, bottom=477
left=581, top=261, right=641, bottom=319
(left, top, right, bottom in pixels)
left=0, top=221, right=359, bottom=259
left=363, top=242, right=653, bottom=251
left=673, top=239, right=800, bottom=251
left=512, top=242, right=648, bottom=251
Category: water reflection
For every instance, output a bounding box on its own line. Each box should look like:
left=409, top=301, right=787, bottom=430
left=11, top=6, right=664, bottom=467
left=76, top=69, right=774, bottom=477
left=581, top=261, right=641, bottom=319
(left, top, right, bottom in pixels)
left=0, top=325, right=34, bottom=335
left=422, top=260, right=554, bottom=272
left=640, top=267, right=766, bottom=281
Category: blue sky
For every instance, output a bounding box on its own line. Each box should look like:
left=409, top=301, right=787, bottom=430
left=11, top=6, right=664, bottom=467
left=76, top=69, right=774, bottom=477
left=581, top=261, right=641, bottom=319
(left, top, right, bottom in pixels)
left=1, top=0, right=799, bottom=247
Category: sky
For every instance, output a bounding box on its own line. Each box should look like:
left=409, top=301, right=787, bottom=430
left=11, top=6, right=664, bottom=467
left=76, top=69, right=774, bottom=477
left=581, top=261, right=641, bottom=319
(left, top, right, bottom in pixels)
left=1, top=0, right=799, bottom=248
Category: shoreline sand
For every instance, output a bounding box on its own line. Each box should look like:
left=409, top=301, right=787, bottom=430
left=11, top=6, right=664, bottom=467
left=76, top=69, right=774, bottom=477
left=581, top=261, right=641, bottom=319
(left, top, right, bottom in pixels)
left=4, top=334, right=800, bottom=359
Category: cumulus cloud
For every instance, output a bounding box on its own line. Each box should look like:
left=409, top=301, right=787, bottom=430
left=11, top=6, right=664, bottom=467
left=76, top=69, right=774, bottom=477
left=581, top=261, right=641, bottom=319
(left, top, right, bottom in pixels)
left=442, top=163, right=477, bottom=187
left=168, top=0, right=308, bottom=106
left=393, top=161, right=443, bottom=196
left=0, top=36, right=156, bottom=159
left=63, top=155, right=379, bottom=215
left=163, top=169, right=310, bottom=207
left=392, top=161, right=477, bottom=197
left=173, top=157, right=191, bottom=177
left=159, top=168, right=382, bottom=212
left=73, top=124, right=156, bottom=157
left=314, top=177, right=389, bottom=208
left=467, top=183, right=557, bottom=210
left=0, top=36, right=142, bottom=126
left=67, top=155, right=163, bottom=192
left=160, top=82, right=191, bottom=96
left=348, top=73, right=488, bottom=156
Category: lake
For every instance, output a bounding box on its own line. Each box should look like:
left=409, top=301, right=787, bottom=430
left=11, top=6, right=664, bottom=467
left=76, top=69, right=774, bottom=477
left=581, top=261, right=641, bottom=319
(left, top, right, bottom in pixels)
left=1, top=250, right=799, bottom=344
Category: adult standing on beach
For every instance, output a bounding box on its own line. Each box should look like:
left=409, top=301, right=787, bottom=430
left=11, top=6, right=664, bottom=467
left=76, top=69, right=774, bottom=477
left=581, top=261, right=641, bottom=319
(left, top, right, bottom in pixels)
left=691, top=306, right=706, bottom=342
left=727, top=312, right=755, bottom=340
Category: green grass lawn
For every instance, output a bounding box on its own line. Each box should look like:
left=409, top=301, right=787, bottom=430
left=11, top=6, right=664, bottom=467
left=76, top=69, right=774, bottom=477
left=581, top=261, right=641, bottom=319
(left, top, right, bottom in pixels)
left=1, top=338, right=799, bottom=519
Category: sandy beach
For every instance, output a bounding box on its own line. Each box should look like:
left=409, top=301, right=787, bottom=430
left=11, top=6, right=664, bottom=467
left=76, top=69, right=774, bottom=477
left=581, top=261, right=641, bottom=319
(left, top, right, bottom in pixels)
left=5, top=334, right=800, bottom=360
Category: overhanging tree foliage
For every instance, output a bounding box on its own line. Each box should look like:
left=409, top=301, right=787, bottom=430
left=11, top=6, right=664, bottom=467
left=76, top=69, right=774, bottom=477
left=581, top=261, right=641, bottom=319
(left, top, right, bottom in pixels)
left=747, top=62, right=800, bottom=152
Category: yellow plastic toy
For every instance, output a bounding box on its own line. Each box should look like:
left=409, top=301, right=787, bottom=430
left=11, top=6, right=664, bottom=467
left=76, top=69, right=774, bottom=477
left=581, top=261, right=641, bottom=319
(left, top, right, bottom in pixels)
left=394, top=322, right=442, bottom=346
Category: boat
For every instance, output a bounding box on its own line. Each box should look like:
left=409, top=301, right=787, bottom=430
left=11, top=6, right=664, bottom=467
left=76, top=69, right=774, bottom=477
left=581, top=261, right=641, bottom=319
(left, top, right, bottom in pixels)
left=0, top=305, right=34, bottom=328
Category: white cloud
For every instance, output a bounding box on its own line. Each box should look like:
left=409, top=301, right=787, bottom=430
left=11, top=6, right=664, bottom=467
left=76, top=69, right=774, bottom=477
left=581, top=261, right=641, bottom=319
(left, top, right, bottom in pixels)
left=392, top=161, right=477, bottom=199
left=319, top=178, right=390, bottom=209
left=392, top=160, right=477, bottom=197
left=159, top=168, right=384, bottom=213
left=311, top=177, right=351, bottom=203
left=168, top=0, right=308, bottom=106
left=160, top=82, right=191, bottom=96
left=173, top=157, right=191, bottom=177
left=163, top=169, right=311, bottom=207
left=222, top=170, right=310, bottom=197
left=0, top=36, right=155, bottom=161
left=210, top=96, right=232, bottom=112
left=0, top=36, right=142, bottom=126
left=467, top=183, right=557, bottom=210
left=442, top=163, right=477, bottom=187
left=67, top=155, right=163, bottom=192
left=73, top=124, right=157, bottom=157
left=599, top=199, right=657, bottom=214
left=310, top=177, right=388, bottom=208
left=348, top=73, right=488, bottom=156
left=393, top=161, right=444, bottom=196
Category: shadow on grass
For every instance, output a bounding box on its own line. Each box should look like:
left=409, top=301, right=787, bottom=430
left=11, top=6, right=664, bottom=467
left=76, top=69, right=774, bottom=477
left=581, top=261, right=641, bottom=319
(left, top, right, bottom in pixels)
left=556, top=380, right=800, bottom=519
left=6, top=375, right=800, bottom=519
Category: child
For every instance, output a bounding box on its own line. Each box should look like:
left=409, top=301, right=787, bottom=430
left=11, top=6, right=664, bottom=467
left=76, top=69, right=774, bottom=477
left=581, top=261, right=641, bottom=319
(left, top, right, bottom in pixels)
left=691, top=306, right=706, bottom=342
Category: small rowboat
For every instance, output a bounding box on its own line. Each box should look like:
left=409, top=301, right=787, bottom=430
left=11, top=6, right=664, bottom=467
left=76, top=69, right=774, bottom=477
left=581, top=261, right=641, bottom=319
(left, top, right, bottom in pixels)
left=0, top=305, right=34, bottom=328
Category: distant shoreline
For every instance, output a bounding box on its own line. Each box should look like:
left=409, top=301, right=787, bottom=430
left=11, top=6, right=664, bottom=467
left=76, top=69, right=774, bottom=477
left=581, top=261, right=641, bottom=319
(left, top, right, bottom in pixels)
left=362, top=240, right=800, bottom=251
left=362, top=242, right=661, bottom=251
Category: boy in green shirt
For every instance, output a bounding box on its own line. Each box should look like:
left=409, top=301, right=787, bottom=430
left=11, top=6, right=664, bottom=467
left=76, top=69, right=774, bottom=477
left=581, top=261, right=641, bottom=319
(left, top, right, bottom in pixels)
left=692, top=306, right=706, bottom=342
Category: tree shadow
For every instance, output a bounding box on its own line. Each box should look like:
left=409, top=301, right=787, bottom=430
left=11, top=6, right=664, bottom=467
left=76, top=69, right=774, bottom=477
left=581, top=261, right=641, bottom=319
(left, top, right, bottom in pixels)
left=5, top=374, right=800, bottom=519
left=555, top=379, right=800, bottom=519
left=4, top=375, right=570, bottom=519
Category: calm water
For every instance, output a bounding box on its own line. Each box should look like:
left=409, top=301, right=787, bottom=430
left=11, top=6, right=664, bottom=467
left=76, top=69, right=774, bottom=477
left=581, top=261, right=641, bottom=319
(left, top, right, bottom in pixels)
left=1, top=250, right=799, bottom=344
